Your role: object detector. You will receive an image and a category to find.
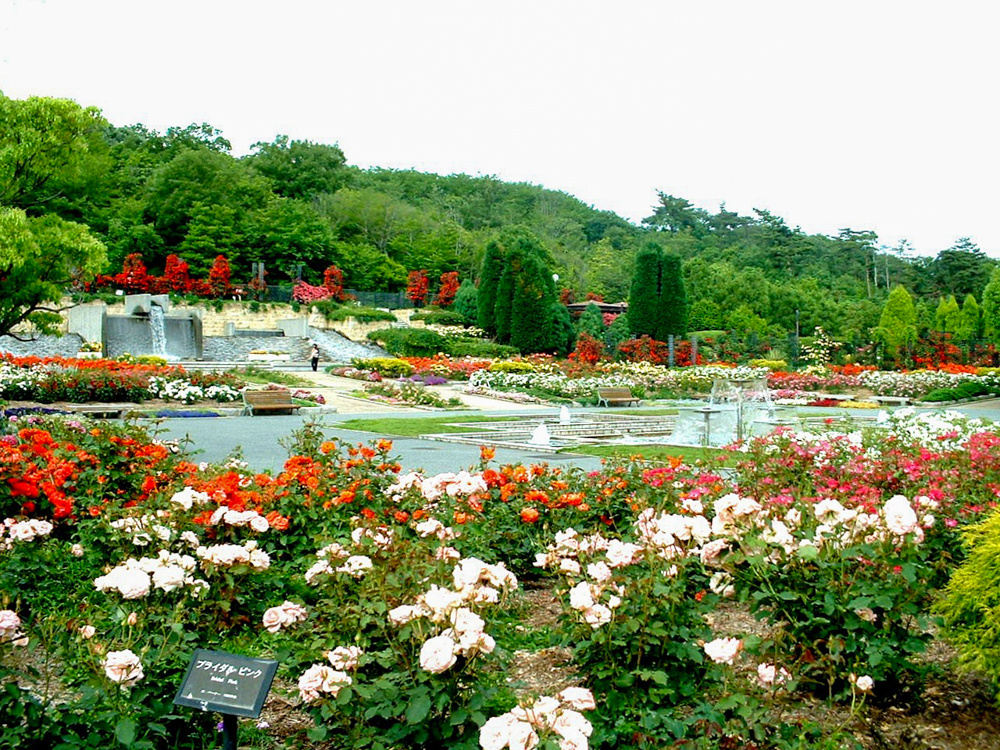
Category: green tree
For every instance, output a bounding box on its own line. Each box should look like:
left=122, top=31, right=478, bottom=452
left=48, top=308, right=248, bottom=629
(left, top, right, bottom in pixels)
left=933, top=238, right=993, bottom=298
left=0, top=93, right=110, bottom=213
left=0, top=207, right=106, bottom=337
left=875, top=285, right=918, bottom=361
left=477, top=240, right=505, bottom=335
left=934, top=295, right=961, bottom=334
left=981, top=267, right=1000, bottom=343
left=957, top=294, right=981, bottom=342
left=687, top=298, right=722, bottom=331
left=245, top=135, right=349, bottom=200
left=628, top=243, right=661, bottom=337
left=655, top=254, right=687, bottom=339
left=493, top=256, right=516, bottom=343
left=510, top=251, right=557, bottom=353
left=575, top=302, right=605, bottom=339
left=605, top=314, right=631, bottom=354
left=452, top=279, right=478, bottom=324
left=245, top=197, right=332, bottom=278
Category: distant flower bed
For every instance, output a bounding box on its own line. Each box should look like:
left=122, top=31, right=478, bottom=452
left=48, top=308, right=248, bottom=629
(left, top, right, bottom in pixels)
left=0, top=355, right=244, bottom=404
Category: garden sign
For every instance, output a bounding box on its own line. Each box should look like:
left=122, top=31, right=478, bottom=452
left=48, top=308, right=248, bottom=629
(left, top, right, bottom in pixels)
left=174, top=649, right=278, bottom=750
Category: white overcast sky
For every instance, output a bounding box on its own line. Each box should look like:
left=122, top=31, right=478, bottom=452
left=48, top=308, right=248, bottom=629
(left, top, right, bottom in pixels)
left=2, top=0, right=998, bottom=257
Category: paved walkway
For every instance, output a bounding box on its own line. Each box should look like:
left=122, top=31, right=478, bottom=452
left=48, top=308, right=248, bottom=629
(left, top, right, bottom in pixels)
left=290, top=371, right=553, bottom=414
left=158, top=370, right=596, bottom=474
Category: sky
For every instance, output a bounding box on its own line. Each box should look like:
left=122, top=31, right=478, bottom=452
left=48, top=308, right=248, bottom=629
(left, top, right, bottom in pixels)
left=2, top=0, right=999, bottom=257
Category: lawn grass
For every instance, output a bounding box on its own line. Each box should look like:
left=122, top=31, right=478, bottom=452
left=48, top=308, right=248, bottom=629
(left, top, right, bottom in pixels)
left=338, top=415, right=505, bottom=436
left=567, top=443, right=734, bottom=465
left=228, top=365, right=314, bottom=388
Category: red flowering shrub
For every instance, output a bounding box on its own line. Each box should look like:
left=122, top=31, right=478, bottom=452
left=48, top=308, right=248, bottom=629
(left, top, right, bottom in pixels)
left=292, top=281, right=332, bottom=303
left=162, top=254, right=192, bottom=294
left=323, top=266, right=348, bottom=302
left=207, top=255, right=232, bottom=298
left=118, top=253, right=150, bottom=293
left=406, top=270, right=430, bottom=307
left=570, top=332, right=604, bottom=364
left=435, top=271, right=459, bottom=307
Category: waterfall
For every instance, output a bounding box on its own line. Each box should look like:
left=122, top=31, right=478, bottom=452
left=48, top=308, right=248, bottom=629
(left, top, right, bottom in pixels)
left=149, top=305, right=167, bottom=358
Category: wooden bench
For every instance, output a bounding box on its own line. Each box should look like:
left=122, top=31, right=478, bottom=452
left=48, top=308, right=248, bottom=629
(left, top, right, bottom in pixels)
left=596, top=387, right=640, bottom=407
left=241, top=389, right=301, bottom=416
left=67, top=403, right=139, bottom=419
left=871, top=396, right=910, bottom=407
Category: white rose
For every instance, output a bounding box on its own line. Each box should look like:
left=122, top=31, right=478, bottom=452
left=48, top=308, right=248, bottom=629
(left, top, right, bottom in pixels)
left=103, top=649, right=144, bottom=686
left=419, top=634, right=458, bottom=674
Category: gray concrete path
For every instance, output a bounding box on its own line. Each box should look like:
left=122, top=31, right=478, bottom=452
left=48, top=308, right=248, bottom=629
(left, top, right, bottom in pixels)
left=156, top=410, right=604, bottom=475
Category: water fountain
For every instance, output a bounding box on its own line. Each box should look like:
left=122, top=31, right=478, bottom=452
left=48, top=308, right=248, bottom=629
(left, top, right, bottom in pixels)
left=103, top=295, right=203, bottom=360
left=528, top=423, right=552, bottom=446
left=670, top=376, right=797, bottom=447
left=559, top=405, right=571, bottom=424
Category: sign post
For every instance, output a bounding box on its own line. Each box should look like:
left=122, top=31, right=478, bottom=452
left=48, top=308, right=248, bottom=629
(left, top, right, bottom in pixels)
left=173, top=649, right=278, bottom=749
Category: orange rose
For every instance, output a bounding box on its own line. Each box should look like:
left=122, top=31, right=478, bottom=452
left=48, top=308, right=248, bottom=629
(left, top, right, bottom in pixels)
left=520, top=507, right=540, bottom=524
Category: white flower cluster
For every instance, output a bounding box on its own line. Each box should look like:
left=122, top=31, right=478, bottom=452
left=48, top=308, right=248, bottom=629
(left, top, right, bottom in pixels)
left=94, top=550, right=208, bottom=598
left=196, top=540, right=270, bottom=571
left=0, top=609, right=28, bottom=647
left=479, top=688, right=596, bottom=750
left=388, top=470, right=488, bottom=502
left=110, top=514, right=175, bottom=546
left=881, top=407, right=987, bottom=451
left=709, top=492, right=930, bottom=560
left=1, top=517, right=54, bottom=551
left=304, top=533, right=381, bottom=583
left=858, top=369, right=986, bottom=398
left=468, top=370, right=635, bottom=399
left=205, top=505, right=271, bottom=533
left=297, top=663, right=352, bottom=704
left=262, top=601, right=309, bottom=633
left=389, top=557, right=517, bottom=674
left=147, top=376, right=241, bottom=404
left=103, top=649, right=144, bottom=687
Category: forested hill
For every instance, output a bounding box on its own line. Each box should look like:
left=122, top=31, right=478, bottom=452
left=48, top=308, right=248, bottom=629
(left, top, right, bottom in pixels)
left=1, top=93, right=995, bottom=342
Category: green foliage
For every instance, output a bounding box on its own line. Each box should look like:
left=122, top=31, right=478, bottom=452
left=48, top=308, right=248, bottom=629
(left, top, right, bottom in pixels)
left=981, top=267, right=1000, bottom=343
left=957, top=294, right=982, bottom=342
left=443, top=340, right=517, bottom=358
left=244, top=134, right=349, bottom=200
left=934, top=295, right=961, bottom=333
left=604, top=314, right=632, bottom=353
left=367, top=328, right=448, bottom=357
left=575, top=302, right=605, bottom=339
left=493, top=250, right=516, bottom=344
left=476, top=241, right=504, bottom=335
left=687, top=298, right=722, bottom=331
left=628, top=242, right=661, bottom=337
left=937, top=511, right=1000, bottom=704
left=655, top=253, right=687, bottom=339
left=362, top=381, right=462, bottom=409
left=875, top=285, right=918, bottom=360
left=451, top=279, right=478, bottom=325
left=351, top=357, right=414, bottom=377
left=318, top=303, right=396, bottom=323
left=487, top=361, right=535, bottom=373
left=411, top=310, right=467, bottom=326
left=0, top=208, right=107, bottom=337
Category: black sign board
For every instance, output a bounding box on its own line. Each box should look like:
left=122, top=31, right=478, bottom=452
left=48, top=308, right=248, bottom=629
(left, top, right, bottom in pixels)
left=173, top=649, right=278, bottom=719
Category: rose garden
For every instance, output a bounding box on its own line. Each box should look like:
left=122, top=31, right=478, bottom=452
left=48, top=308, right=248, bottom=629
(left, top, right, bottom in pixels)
left=4, top=345, right=1000, bottom=749
left=6, top=92, right=1000, bottom=750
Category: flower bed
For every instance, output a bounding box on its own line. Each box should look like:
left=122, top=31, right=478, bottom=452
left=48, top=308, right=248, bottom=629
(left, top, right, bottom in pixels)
left=0, top=354, right=243, bottom=404
left=4, top=414, right=1000, bottom=747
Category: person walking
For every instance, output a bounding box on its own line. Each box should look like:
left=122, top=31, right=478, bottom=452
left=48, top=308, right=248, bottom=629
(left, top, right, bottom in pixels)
left=309, top=344, right=320, bottom=372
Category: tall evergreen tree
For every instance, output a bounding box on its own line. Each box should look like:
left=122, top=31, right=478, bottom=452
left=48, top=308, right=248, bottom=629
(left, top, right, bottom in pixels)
left=576, top=302, right=605, bottom=339
left=493, top=252, right=517, bottom=344
left=934, top=295, right=961, bottom=333
left=875, top=285, right=917, bottom=361
left=452, top=278, right=478, bottom=325
left=476, top=240, right=505, bottom=334
left=511, top=251, right=556, bottom=353
left=628, top=243, right=661, bottom=337
left=957, top=294, right=981, bottom=342
left=982, top=267, right=1000, bottom=343
left=655, top=254, right=687, bottom=339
